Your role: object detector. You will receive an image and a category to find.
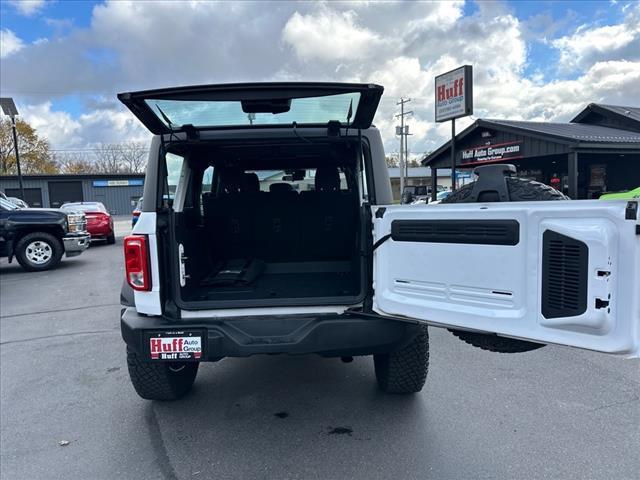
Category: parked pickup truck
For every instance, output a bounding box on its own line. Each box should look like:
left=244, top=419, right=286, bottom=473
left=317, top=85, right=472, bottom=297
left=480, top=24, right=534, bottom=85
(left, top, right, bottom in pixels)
left=0, top=196, right=90, bottom=271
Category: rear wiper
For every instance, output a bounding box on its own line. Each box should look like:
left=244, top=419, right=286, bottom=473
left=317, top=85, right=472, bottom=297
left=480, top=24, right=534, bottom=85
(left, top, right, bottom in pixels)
left=345, top=98, right=353, bottom=136
left=155, top=103, right=174, bottom=127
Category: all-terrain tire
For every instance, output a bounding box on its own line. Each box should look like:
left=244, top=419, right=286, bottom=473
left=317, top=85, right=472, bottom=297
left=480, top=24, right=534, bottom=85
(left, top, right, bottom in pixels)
left=126, top=348, right=199, bottom=400
left=106, top=233, right=116, bottom=245
left=374, top=326, right=429, bottom=394
left=443, top=176, right=568, bottom=353
left=15, top=231, right=64, bottom=271
left=448, top=330, right=545, bottom=353
left=444, top=176, right=567, bottom=203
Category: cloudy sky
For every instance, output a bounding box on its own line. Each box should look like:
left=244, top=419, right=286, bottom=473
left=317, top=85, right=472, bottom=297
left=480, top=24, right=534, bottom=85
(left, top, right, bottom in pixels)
left=1, top=0, right=639, bottom=158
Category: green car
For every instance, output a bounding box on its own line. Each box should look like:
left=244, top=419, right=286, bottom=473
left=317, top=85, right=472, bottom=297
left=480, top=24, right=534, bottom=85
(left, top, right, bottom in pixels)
left=599, top=187, right=640, bottom=200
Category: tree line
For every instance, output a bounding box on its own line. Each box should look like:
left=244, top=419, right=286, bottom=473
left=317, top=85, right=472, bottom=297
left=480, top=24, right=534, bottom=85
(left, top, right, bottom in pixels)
left=385, top=154, right=425, bottom=168
left=0, top=118, right=147, bottom=175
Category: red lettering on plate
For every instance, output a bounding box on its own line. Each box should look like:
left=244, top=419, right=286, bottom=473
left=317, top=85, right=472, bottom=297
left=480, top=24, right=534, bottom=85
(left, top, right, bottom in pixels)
left=150, top=338, right=162, bottom=353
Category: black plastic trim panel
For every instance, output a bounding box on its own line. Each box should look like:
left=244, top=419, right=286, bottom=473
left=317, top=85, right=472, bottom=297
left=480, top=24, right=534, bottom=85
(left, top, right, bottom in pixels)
left=390, top=219, right=520, bottom=245
left=121, top=309, right=420, bottom=359
left=541, top=230, right=588, bottom=319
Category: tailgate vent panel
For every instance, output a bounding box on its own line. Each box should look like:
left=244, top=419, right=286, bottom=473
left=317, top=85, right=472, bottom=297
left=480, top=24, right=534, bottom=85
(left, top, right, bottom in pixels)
left=391, top=220, right=519, bottom=245
left=541, top=230, right=588, bottom=319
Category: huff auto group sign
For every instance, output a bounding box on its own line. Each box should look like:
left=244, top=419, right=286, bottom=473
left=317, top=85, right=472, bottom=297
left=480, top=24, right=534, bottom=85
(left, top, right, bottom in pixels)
left=461, top=141, right=523, bottom=164
left=435, top=65, right=473, bottom=122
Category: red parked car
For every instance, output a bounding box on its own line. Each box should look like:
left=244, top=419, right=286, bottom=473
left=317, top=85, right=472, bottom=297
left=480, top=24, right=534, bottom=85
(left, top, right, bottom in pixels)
left=61, top=202, right=115, bottom=244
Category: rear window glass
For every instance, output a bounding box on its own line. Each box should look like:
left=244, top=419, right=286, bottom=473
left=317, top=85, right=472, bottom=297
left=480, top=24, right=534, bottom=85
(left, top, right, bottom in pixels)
left=146, top=93, right=360, bottom=128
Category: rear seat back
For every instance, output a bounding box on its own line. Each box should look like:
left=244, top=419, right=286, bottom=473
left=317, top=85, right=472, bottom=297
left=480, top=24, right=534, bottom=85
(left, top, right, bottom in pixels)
left=204, top=168, right=357, bottom=263
left=204, top=169, right=255, bottom=258
left=254, top=183, right=301, bottom=261
left=300, top=166, right=357, bottom=260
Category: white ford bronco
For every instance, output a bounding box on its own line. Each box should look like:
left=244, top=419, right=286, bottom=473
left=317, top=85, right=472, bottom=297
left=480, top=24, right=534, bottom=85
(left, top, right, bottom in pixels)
left=118, top=83, right=639, bottom=400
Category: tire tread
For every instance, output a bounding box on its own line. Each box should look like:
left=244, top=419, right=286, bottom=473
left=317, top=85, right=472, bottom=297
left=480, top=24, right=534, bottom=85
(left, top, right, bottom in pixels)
left=374, top=326, right=429, bottom=394
left=126, top=348, right=198, bottom=401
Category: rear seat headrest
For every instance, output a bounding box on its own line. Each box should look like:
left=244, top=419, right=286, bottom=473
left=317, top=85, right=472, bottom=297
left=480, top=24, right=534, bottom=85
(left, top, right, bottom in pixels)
left=220, top=169, right=244, bottom=194
left=315, top=166, right=340, bottom=192
left=243, top=172, right=260, bottom=193
left=269, top=183, right=294, bottom=194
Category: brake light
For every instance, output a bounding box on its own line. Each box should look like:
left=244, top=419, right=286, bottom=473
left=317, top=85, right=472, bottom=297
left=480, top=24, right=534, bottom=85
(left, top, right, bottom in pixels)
left=124, top=235, right=151, bottom=291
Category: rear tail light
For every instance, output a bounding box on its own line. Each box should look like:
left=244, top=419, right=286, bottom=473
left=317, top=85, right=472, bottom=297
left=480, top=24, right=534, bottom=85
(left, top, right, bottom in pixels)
left=124, top=235, right=151, bottom=291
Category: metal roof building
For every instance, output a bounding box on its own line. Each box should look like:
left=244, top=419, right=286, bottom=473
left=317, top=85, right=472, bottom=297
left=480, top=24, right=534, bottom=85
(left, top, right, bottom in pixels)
left=0, top=173, right=145, bottom=215
left=422, top=103, right=640, bottom=199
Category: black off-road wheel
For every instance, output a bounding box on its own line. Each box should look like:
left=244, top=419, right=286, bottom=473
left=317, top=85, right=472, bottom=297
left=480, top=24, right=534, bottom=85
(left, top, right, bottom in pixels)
left=15, top=232, right=64, bottom=271
left=126, top=348, right=199, bottom=400
left=374, top=326, right=429, bottom=394
left=442, top=176, right=568, bottom=353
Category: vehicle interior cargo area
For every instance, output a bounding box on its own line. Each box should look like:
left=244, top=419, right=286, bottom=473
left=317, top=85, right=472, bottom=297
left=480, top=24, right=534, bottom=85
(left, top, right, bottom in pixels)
left=167, top=138, right=367, bottom=308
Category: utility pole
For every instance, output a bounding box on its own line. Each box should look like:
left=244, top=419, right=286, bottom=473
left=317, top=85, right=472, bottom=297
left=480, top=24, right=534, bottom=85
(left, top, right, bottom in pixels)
left=404, top=124, right=412, bottom=179
left=395, top=98, right=412, bottom=199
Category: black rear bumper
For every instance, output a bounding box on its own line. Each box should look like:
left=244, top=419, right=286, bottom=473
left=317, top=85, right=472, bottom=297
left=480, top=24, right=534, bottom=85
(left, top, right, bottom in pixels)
left=120, top=307, right=419, bottom=360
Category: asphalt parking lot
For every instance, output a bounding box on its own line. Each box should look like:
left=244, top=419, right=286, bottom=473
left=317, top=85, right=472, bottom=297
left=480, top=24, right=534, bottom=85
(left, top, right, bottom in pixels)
left=1, top=221, right=639, bottom=480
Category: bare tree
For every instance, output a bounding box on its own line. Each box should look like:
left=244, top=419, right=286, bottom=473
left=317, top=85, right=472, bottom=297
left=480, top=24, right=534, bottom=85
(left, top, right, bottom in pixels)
left=89, top=142, right=148, bottom=173
left=93, top=143, right=123, bottom=174
left=119, top=142, right=148, bottom=173
left=55, top=152, right=97, bottom=174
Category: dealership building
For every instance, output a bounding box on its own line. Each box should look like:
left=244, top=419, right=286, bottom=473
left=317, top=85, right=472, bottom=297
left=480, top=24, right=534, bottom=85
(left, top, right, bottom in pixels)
left=0, top=173, right=144, bottom=215
left=423, top=103, right=640, bottom=199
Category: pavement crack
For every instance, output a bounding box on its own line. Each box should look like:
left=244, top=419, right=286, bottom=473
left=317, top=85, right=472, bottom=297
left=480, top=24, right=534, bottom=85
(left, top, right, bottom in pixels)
left=588, top=397, right=640, bottom=413
left=0, top=302, right=120, bottom=319
left=0, top=329, right=119, bottom=345
left=145, top=404, right=179, bottom=480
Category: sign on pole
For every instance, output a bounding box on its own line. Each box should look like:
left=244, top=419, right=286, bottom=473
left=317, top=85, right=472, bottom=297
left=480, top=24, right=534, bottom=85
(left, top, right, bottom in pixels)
left=435, top=65, right=473, bottom=123
left=434, top=65, right=473, bottom=195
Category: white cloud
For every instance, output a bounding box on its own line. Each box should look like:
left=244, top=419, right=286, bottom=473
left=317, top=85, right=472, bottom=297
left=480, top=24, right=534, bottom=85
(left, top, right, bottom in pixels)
left=552, top=4, right=640, bottom=70
left=20, top=102, right=83, bottom=148
left=20, top=101, right=150, bottom=151
left=8, top=0, right=46, bottom=16
left=282, top=9, right=390, bottom=61
left=0, top=29, right=24, bottom=58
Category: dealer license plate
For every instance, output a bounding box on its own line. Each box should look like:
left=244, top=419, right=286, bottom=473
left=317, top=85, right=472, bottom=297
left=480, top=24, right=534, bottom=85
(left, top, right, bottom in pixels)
left=147, top=330, right=203, bottom=361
